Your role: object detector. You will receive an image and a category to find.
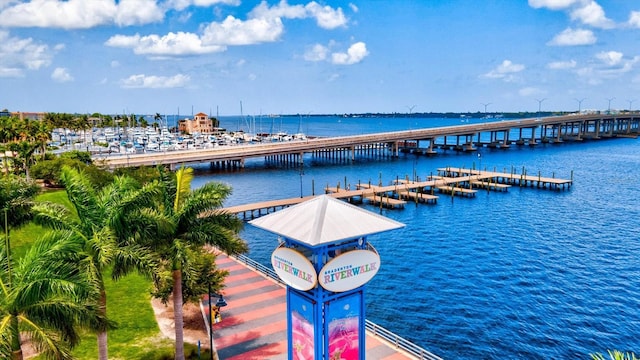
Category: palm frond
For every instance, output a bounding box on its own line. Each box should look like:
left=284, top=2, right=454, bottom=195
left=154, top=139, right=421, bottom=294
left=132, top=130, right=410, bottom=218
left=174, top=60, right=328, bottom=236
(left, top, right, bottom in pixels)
left=31, top=202, right=76, bottom=231
left=173, top=167, right=194, bottom=213
left=59, top=166, right=101, bottom=228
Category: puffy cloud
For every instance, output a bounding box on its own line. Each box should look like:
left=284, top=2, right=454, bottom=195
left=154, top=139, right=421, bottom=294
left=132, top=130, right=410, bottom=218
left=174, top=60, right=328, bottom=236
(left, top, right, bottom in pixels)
left=482, top=60, right=525, bottom=81
left=201, top=16, right=284, bottom=45
left=104, top=1, right=347, bottom=57
left=0, top=0, right=163, bottom=29
left=595, top=51, right=623, bottom=66
left=331, top=42, right=368, bottom=65
left=529, top=0, right=614, bottom=29
left=0, top=31, right=53, bottom=77
left=249, top=0, right=307, bottom=20
left=547, top=28, right=596, bottom=46
left=305, top=1, right=348, bottom=29
left=574, top=52, right=639, bottom=85
left=304, top=43, right=329, bottom=61
left=628, top=11, right=640, bottom=28
left=569, top=1, right=614, bottom=29
left=105, top=32, right=226, bottom=55
left=120, top=73, right=191, bottom=88
left=51, top=67, right=73, bottom=82
left=249, top=0, right=348, bottom=29
left=547, top=59, right=577, bottom=69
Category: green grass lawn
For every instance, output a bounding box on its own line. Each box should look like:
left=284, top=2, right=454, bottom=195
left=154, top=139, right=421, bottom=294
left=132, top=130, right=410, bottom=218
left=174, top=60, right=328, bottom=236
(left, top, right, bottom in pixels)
left=12, top=190, right=208, bottom=359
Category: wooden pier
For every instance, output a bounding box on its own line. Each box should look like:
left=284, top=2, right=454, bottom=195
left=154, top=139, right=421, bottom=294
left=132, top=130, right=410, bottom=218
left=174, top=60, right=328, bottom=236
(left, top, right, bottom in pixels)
left=222, top=168, right=572, bottom=219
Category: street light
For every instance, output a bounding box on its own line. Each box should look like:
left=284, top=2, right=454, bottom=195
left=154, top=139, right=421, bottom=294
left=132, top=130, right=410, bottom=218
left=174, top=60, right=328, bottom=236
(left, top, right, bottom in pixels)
left=208, top=284, right=228, bottom=360
left=536, top=98, right=546, bottom=119
left=481, top=102, right=492, bottom=118
left=574, top=98, right=586, bottom=114
left=627, top=99, right=636, bottom=112
left=606, top=97, right=615, bottom=114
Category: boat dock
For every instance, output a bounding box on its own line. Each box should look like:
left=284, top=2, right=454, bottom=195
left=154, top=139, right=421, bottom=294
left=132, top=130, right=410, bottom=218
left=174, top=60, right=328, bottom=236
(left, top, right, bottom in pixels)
left=222, top=168, right=572, bottom=219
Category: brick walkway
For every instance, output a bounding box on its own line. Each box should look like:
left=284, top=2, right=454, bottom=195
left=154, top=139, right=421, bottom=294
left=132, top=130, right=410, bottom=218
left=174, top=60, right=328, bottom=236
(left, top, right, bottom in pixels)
left=202, top=253, right=416, bottom=360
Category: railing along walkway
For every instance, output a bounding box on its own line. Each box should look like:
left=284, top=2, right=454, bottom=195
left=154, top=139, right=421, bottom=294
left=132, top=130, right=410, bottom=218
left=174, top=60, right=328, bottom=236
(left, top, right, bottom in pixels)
left=228, top=252, right=443, bottom=360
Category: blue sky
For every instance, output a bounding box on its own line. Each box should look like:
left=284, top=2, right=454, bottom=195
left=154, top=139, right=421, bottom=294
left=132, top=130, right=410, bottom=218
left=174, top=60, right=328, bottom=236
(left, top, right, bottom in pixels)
left=1, top=0, right=640, bottom=116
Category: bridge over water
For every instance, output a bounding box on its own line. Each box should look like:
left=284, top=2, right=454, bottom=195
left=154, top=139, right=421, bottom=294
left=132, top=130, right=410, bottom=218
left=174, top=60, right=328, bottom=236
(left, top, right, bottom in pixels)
left=95, top=113, right=639, bottom=170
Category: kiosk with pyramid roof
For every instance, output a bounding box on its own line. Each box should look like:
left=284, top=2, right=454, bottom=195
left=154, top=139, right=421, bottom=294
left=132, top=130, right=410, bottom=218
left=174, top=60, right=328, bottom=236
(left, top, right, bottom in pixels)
left=249, top=195, right=404, bottom=360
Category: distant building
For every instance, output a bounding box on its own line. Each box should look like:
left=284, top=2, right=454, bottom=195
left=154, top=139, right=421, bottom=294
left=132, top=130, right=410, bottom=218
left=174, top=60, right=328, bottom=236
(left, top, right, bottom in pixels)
left=12, top=111, right=45, bottom=121
left=178, top=112, right=221, bottom=134
left=0, top=109, right=10, bottom=117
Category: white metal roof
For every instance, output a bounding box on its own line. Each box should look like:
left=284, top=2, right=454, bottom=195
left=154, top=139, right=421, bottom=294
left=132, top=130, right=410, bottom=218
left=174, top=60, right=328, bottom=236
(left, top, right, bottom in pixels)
left=248, top=195, right=405, bottom=246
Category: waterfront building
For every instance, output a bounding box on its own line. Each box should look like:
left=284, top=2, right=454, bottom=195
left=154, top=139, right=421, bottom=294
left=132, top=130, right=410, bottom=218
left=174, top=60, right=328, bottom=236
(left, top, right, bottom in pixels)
left=177, top=112, right=222, bottom=134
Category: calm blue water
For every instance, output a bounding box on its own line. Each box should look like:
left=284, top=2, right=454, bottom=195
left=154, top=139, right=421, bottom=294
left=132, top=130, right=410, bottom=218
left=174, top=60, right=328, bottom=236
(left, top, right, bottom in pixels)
left=190, top=116, right=640, bottom=359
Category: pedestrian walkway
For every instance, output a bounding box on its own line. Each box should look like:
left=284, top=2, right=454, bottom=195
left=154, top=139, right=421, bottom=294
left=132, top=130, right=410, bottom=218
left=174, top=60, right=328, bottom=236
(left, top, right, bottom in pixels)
left=202, top=252, right=420, bottom=360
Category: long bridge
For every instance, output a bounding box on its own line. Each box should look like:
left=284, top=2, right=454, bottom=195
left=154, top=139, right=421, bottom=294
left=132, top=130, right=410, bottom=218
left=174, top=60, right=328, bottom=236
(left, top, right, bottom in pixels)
left=95, top=113, right=639, bottom=170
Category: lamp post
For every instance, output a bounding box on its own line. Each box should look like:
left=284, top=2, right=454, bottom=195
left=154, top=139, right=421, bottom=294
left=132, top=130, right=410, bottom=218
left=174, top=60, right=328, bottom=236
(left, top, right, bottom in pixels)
left=208, top=284, right=227, bottom=360
left=627, top=99, right=636, bottom=112
left=481, top=102, right=492, bottom=118
left=536, top=98, right=546, bottom=119
left=606, top=97, right=615, bottom=114
left=574, top=98, right=586, bottom=114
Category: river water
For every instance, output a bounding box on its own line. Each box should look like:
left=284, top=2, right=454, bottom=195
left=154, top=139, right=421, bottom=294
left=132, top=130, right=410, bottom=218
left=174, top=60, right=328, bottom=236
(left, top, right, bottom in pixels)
left=189, top=115, right=640, bottom=359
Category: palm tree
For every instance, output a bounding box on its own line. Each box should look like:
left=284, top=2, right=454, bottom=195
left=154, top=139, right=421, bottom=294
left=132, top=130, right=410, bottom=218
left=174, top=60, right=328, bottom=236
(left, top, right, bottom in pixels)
left=0, top=229, right=105, bottom=360
left=592, top=351, right=639, bottom=360
left=152, top=166, right=247, bottom=360
left=32, top=166, right=161, bottom=360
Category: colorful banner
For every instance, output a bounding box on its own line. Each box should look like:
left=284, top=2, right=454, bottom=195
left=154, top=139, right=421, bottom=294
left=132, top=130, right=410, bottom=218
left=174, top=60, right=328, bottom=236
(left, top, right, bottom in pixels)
left=289, top=291, right=315, bottom=360
left=326, top=293, right=361, bottom=360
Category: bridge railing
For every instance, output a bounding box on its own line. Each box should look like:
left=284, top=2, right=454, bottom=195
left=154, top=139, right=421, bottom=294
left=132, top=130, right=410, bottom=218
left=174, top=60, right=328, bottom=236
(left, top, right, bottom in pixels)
left=230, top=251, right=442, bottom=360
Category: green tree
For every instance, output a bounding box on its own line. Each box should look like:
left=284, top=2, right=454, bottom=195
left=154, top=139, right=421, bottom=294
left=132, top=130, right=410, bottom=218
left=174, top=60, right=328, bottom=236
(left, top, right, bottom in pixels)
left=0, top=230, right=105, bottom=360
left=151, top=166, right=247, bottom=360
left=32, top=166, right=161, bottom=360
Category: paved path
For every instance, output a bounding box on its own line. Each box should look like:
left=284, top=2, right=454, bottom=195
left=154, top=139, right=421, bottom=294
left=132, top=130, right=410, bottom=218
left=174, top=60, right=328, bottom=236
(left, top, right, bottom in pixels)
left=203, top=253, right=416, bottom=360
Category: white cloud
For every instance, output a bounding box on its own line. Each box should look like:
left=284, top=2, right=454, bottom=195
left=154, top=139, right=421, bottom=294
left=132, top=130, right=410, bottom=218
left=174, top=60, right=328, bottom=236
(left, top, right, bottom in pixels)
left=547, top=27, right=596, bottom=46
left=201, top=16, right=284, bottom=46
left=482, top=60, right=525, bottom=81
left=51, top=67, right=73, bottom=82
left=331, top=42, right=368, bottom=65
left=105, top=32, right=226, bottom=55
left=304, top=43, right=329, bottom=61
left=349, top=3, right=358, bottom=13
left=518, top=87, right=545, bottom=97
left=595, top=51, right=623, bottom=66
left=0, top=31, right=53, bottom=77
left=569, top=1, right=614, bottom=29
left=0, top=0, right=164, bottom=29
left=574, top=52, right=639, bottom=85
left=120, top=73, right=191, bottom=88
left=628, top=11, right=640, bottom=28
left=528, top=0, right=579, bottom=10
left=305, top=2, right=348, bottom=29
left=529, top=0, right=614, bottom=29
left=166, top=0, right=240, bottom=11
left=547, top=59, right=577, bottom=69
left=249, top=1, right=348, bottom=30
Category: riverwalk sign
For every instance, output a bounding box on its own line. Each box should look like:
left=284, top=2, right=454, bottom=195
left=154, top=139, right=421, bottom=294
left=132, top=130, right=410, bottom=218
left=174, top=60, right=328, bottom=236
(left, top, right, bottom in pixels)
left=250, top=195, right=404, bottom=360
